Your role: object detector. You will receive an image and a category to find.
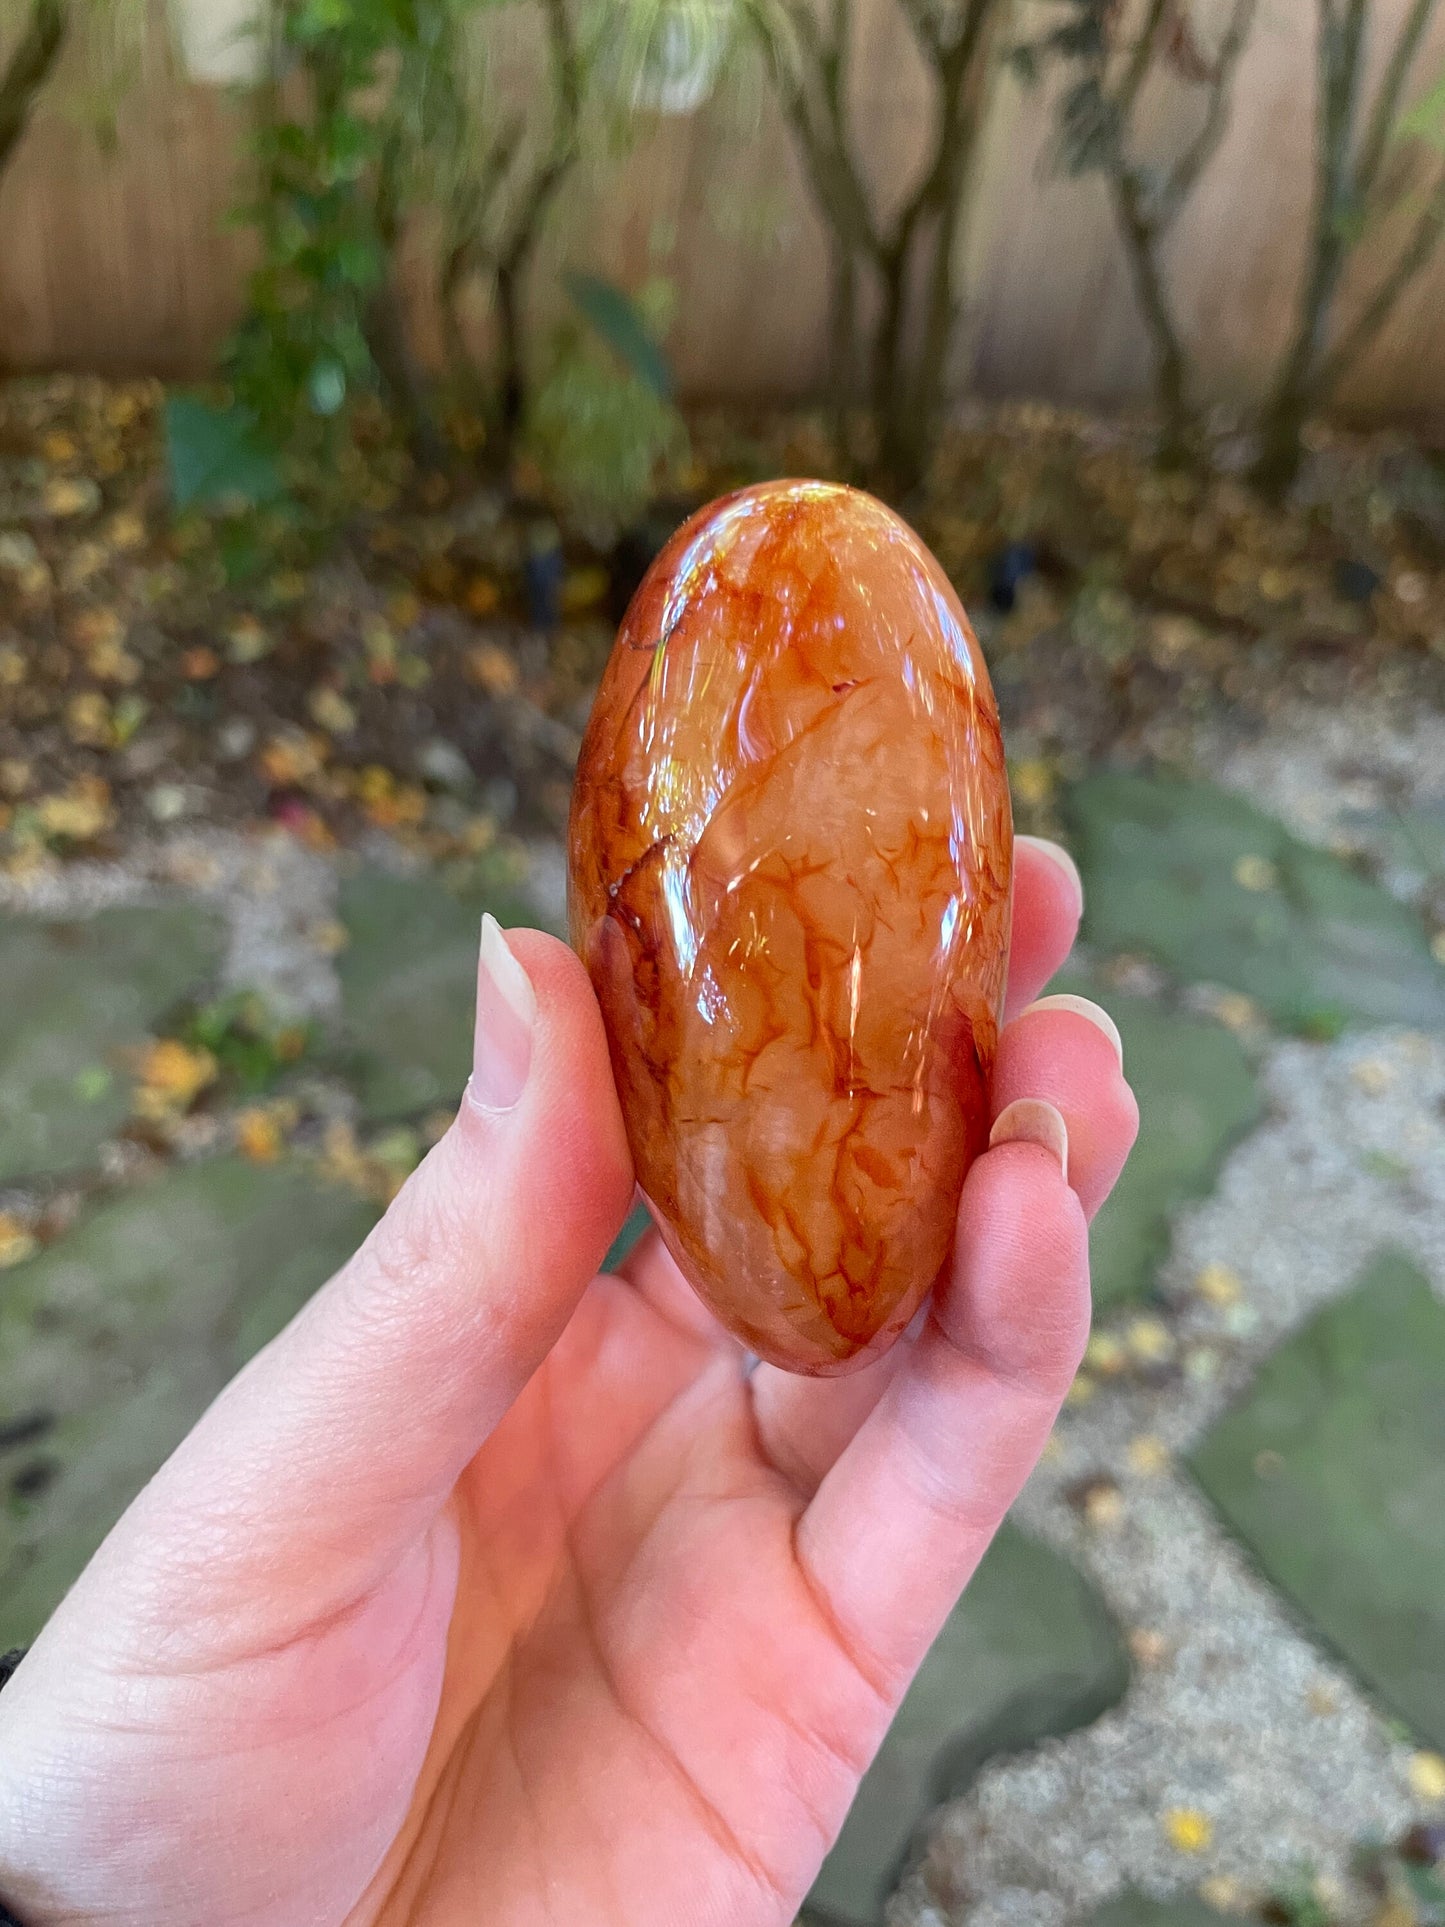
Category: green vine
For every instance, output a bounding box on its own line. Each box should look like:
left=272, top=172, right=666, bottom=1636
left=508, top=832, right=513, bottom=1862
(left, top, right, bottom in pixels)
left=226, top=0, right=414, bottom=450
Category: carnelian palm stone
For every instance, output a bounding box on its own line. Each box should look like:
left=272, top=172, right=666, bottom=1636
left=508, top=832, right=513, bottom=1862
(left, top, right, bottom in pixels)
left=569, top=481, right=1013, bottom=1375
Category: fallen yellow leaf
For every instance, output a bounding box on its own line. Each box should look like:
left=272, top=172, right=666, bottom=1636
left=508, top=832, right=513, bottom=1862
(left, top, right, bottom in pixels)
left=467, top=643, right=519, bottom=696
left=1127, top=1434, right=1171, bottom=1476
left=1084, top=1332, right=1128, bottom=1375
left=133, top=1039, right=218, bottom=1112
left=107, top=510, right=146, bottom=551
left=562, top=565, right=610, bottom=615
left=36, top=778, right=113, bottom=842
left=228, top=615, right=272, bottom=663
left=1199, top=1876, right=1244, bottom=1911
left=1082, top=1480, right=1124, bottom=1528
left=1232, top=853, right=1277, bottom=893
left=1128, top=1627, right=1169, bottom=1669
left=1407, top=1749, right=1445, bottom=1801
left=62, top=541, right=107, bottom=590
left=89, top=639, right=142, bottom=685
left=386, top=590, right=422, bottom=631
left=71, top=606, right=125, bottom=652
left=1011, top=757, right=1054, bottom=806
left=1195, top=1262, right=1243, bottom=1307
left=1126, top=1317, right=1175, bottom=1364
left=309, top=687, right=358, bottom=735
left=236, top=1108, right=283, bottom=1164
left=308, top=919, right=349, bottom=957
left=0, top=1214, right=38, bottom=1270
left=259, top=733, right=325, bottom=788
left=465, top=574, right=502, bottom=617
left=1162, top=1806, right=1213, bottom=1852
left=64, top=691, right=112, bottom=747
left=181, top=646, right=220, bottom=681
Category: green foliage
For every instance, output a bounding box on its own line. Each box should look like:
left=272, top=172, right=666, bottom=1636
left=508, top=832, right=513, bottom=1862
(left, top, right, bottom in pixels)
left=1262, top=1870, right=1334, bottom=1927
left=564, top=271, right=674, bottom=398
left=1353, top=1835, right=1445, bottom=1926
left=526, top=303, right=688, bottom=530
left=177, top=992, right=311, bottom=1095
left=164, top=396, right=284, bottom=513
left=1400, top=70, right=1445, bottom=149
left=226, top=0, right=411, bottom=451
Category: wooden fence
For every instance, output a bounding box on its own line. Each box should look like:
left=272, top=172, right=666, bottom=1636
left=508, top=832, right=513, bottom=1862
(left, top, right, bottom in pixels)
left=2, top=0, right=1444, bottom=425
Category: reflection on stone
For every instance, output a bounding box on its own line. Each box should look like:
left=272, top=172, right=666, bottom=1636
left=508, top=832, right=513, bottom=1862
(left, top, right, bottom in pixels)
left=570, top=482, right=1012, bottom=1374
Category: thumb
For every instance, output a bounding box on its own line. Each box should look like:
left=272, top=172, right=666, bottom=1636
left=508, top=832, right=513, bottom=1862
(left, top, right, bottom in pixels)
left=111, top=918, right=633, bottom=1627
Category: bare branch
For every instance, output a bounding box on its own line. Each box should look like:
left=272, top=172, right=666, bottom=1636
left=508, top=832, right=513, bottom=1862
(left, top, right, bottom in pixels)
left=1353, top=0, right=1438, bottom=204
left=1115, top=0, right=1171, bottom=122
left=1156, top=0, right=1259, bottom=230
left=897, top=0, right=946, bottom=62
left=497, top=0, right=583, bottom=275
left=1317, top=161, right=1445, bottom=393
left=0, top=0, right=67, bottom=180
left=1112, top=162, right=1197, bottom=459
left=773, top=0, right=886, bottom=261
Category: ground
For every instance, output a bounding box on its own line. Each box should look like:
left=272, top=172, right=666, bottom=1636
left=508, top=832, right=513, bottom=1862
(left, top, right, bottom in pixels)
left=1, top=380, right=1444, bottom=1927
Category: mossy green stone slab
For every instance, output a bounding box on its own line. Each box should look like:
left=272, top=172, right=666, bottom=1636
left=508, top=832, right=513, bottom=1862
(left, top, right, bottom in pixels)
left=1086, top=1895, right=1235, bottom=1927
left=1190, top=1251, right=1445, bottom=1748
left=807, top=1524, right=1129, bottom=1926
left=0, top=1157, right=377, bottom=1646
left=0, top=903, right=225, bottom=1181
left=603, top=1200, right=652, bottom=1272
left=1053, top=972, right=1262, bottom=1307
left=335, top=867, right=535, bottom=1121
left=1064, top=771, right=1444, bottom=1034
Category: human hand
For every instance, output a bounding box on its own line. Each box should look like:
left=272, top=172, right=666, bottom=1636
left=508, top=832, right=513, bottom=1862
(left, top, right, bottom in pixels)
left=0, top=837, right=1136, bottom=1927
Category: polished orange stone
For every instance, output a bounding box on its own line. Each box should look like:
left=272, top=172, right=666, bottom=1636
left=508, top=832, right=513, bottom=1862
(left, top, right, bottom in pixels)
left=569, top=481, right=1013, bottom=1375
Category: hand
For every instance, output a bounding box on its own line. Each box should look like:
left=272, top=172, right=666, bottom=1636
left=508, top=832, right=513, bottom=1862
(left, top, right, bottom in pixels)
left=0, top=838, right=1136, bottom=1927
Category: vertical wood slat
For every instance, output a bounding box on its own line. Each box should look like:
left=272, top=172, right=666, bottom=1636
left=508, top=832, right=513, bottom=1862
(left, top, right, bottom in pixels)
left=1, top=0, right=1443, bottom=420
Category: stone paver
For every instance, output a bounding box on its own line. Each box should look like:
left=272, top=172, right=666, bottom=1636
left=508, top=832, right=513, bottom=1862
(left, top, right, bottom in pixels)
left=1055, top=972, right=1262, bottom=1308
left=1190, top=1249, right=1445, bottom=1751
left=604, top=1199, right=652, bottom=1272
left=1085, top=1896, right=1234, bottom=1927
left=334, top=866, right=533, bottom=1120
left=0, top=903, right=225, bottom=1181
left=1065, top=770, right=1444, bottom=1034
left=0, top=1157, right=377, bottom=1646
left=807, top=1525, right=1128, bottom=1926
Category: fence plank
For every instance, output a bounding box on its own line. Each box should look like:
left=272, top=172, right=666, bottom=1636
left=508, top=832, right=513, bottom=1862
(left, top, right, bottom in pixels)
left=1, top=0, right=1442, bottom=423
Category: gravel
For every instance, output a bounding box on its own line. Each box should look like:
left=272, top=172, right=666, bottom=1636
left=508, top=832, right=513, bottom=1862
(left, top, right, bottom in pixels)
left=893, top=699, right=1445, bottom=1925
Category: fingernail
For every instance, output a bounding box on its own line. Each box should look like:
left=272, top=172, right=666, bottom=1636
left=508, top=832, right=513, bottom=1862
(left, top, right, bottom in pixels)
left=468, top=914, right=536, bottom=1114
left=1019, top=992, right=1124, bottom=1068
left=1017, top=835, right=1083, bottom=912
left=989, top=1098, right=1069, bottom=1180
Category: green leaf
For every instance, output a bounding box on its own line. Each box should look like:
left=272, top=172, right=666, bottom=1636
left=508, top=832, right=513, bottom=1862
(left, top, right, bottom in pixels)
left=1403, top=1859, right=1445, bottom=1922
left=307, top=358, right=348, bottom=417
left=164, top=395, right=285, bottom=512
left=565, top=272, right=675, bottom=399
left=1399, top=73, right=1445, bottom=152
left=71, top=1067, right=113, bottom=1104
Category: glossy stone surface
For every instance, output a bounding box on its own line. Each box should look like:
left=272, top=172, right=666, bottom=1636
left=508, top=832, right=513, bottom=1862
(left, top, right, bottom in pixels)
left=569, top=482, right=1012, bottom=1374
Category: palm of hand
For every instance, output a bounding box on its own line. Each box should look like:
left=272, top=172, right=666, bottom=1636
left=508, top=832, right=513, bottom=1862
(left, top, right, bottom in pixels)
left=361, top=1274, right=870, bottom=1927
